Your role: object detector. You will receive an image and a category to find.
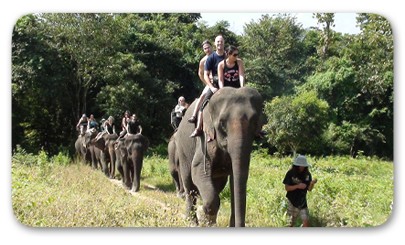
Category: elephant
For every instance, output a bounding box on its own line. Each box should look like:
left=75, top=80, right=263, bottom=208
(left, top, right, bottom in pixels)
left=116, top=133, right=149, bottom=192
left=74, top=135, right=91, bottom=164
left=83, top=129, right=108, bottom=176
left=97, top=133, right=119, bottom=179
left=168, top=132, right=184, bottom=198
left=175, top=86, right=263, bottom=227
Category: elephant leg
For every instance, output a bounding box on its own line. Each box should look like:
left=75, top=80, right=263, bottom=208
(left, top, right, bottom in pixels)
left=90, top=148, right=98, bottom=170
left=116, top=154, right=124, bottom=183
left=179, top=163, right=198, bottom=226
left=192, top=140, right=221, bottom=226
left=99, top=151, right=109, bottom=177
left=178, top=172, right=185, bottom=198
left=176, top=171, right=185, bottom=198
left=109, top=148, right=116, bottom=179
left=175, top=155, right=185, bottom=197
left=194, top=175, right=220, bottom=226
left=122, top=159, right=131, bottom=189
left=131, top=155, right=143, bottom=192
left=183, top=188, right=198, bottom=226
left=170, top=168, right=183, bottom=198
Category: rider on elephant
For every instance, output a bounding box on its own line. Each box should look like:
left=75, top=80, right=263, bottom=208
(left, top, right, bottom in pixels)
left=190, top=35, right=225, bottom=139
left=87, top=114, right=99, bottom=131
left=95, top=116, right=116, bottom=141
left=116, top=113, right=142, bottom=143
left=76, top=114, right=88, bottom=136
left=127, top=114, right=142, bottom=135
left=118, top=110, right=131, bottom=138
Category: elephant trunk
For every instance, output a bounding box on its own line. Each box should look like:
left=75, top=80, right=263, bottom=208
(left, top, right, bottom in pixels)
left=109, top=147, right=116, bottom=178
left=228, top=121, right=254, bottom=227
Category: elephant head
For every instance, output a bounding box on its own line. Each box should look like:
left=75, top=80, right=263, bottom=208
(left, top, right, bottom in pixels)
left=83, top=129, right=108, bottom=174
left=83, top=129, right=98, bottom=149
left=124, top=133, right=149, bottom=192
left=75, top=135, right=91, bottom=164
left=175, top=86, right=263, bottom=227
left=101, top=133, right=119, bottom=179
left=115, top=138, right=130, bottom=188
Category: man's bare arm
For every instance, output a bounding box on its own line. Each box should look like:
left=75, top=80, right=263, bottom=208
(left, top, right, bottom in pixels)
left=198, top=59, right=205, bottom=83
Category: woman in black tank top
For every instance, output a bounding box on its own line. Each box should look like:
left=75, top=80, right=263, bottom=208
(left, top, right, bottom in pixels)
left=218, top=45, right=245, bottom=89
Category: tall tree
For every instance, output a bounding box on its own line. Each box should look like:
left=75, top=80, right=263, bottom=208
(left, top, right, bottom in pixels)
left=240, top=14, right=307, bottom=101
left=263, top=91, right=329, bottom=155
left=38, top=13, right=124, bottom=120
left=314, top=13, right=335, bottom=59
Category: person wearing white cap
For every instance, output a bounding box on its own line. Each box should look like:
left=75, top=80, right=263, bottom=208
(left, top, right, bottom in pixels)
left=282, top=154, right=317, bottom=227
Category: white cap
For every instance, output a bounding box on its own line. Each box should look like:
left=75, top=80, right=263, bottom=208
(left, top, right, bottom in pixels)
left=293, top=155, right=310, bottom=167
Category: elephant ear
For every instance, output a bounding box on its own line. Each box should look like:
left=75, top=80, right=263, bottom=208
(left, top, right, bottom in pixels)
left=142, top=135, right=150, bottom=152
left=203, top=109, right=216, bottom=141
left=124, top=138, right=133, bottom=155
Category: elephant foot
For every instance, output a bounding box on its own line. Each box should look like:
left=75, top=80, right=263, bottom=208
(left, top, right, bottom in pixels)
left=185, top=215, right=198, bottom=227
left=123, top=182, right=131, bottom=190
left=189, top=128, right=202, bottom=138
left=177, top=191, right=185, bottom=199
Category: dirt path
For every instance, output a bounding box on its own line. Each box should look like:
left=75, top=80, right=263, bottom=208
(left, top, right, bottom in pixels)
left=108, top=179, right=178, bottom=213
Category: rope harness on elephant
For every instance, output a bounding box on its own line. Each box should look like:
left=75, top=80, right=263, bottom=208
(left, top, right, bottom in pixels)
left=203, top=132, right=208, bottom=175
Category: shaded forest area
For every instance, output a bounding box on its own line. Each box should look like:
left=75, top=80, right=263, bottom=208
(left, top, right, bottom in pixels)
left=11, top=13, right=393, bottom=159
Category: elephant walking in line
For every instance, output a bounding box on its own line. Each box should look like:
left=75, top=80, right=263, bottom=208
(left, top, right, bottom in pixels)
left=116, top=133, right=149, bottom=192
left=83, top=129, right=108, bottom=175
left=75, top=135, right=91, bottom=164
left=168, top=132, right=184, bottom=198
left=99, top=133, right=119, bottom=179
left=175, top=86, right=263, bottom=227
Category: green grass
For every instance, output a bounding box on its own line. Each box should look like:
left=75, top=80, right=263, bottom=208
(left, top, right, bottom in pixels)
left=11, top=148, right=393, bottom=227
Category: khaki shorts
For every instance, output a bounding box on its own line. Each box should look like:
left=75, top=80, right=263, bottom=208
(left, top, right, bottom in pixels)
left=287, top=199, right=309, bottom=225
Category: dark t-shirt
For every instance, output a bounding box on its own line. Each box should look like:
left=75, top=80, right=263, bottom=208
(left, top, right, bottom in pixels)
left=105, top=122, right=115, bottom=134
left=204, top=52, right=225, bottom=87
left=223, top=61, right=240, bottom=88
left=282, top=168, right=312, bottom=209
left=127, top=119, right=141, bottom=134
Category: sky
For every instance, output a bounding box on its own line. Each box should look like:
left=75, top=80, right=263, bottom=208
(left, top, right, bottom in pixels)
left=200, top=13, right=360, bottom=35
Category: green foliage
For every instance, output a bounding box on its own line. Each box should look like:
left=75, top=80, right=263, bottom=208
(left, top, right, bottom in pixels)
left=263, top=91, right=329, bottom=155
left=12, top=149, right=392, bottom=227
left=241, top=14, right=308, bottom=100
left=12, top=145, right=37, bottom=166
left=51, top=152, right=72, bottom=166
left=11, top=13, right=393, bottom=159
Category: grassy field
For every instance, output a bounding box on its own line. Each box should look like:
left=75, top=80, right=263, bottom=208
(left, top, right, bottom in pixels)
left=11, top=148, right=393, bottom=227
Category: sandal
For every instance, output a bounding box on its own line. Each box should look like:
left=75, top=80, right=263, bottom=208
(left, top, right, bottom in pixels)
left=189, top=128, right=203, bottom=138
left=187, top=116, right=197, bottom=123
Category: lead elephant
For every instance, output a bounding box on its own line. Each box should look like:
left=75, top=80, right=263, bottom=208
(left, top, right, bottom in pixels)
left=116, top=133, right=149, bottom=192
left=75, top=135, right=91, bottom=164
left=168, top=132, right=184, bottom=198
left=175, top=86, right=263, bottom=227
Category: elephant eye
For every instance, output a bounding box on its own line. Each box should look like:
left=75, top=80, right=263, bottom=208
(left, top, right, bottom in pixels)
left=219, top=119, right=227, bottom=134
